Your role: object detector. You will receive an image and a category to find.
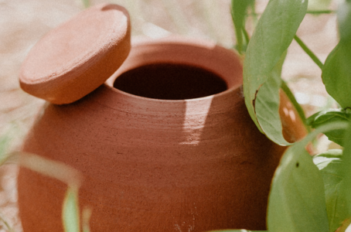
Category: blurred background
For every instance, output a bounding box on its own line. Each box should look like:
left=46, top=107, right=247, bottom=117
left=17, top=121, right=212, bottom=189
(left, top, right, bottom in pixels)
left=0, top=0, right=339, bottom=230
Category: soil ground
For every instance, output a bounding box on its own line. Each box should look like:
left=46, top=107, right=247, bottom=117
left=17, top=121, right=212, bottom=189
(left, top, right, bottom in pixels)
left=0, top=0, right=340, bottom=231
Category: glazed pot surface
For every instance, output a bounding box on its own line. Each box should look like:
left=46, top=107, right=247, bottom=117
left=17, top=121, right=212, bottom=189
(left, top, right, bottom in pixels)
left=17, top=38, right=301, bottom=232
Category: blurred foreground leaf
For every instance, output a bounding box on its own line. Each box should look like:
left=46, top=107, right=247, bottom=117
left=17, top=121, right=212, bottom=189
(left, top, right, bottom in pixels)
left=0, top=135, right=10, bottom=165
left=267, top=122, right=348, bottom=232
left=63, top=188, right=80, bottom=232
left=17, top=152, right=89, bottom=232
left=19, top=152, right=82, bottom=187
left=82, top=207, right=92, bottom=232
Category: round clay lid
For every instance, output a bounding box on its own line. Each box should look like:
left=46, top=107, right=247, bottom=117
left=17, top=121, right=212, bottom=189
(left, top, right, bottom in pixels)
left=19, top=4, right=131, bottom=104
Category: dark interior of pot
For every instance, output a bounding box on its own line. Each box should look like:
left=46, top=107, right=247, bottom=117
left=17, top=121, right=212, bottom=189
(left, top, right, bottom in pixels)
left=113, top=63, right=228, bottom=100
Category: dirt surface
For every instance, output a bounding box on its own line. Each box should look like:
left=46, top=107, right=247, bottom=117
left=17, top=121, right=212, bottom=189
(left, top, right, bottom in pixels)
left=0, top=0, right=339, bottom=231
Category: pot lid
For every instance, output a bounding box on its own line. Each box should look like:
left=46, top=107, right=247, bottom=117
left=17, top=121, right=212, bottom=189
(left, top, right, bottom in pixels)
left=19, top=4, right=131, bottom=105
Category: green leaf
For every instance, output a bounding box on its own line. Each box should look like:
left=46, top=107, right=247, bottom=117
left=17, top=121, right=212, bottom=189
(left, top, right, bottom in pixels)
left=336, top=219, right=351, bottom=232
left=307, top=109, right=350, bottom=146
left=322, top=1, right=351, bottom=108
left=267, top=122, right=349, bottom=232
left=339, top=122, right=351, bottom=223
left=338, top=0, right=351, bottom=41
left=313, top=149, right=349, bottom=232
left=63, top=187, right=80, bottom=232
left=322, top=43, right=351, bottom=108
left=243, top=0, right=308, bottom=145
left=255, top=52, right=287, bottom=145
left=231, top=0, right=254, bottom=54
left=314, top=149, right=343, bottom=170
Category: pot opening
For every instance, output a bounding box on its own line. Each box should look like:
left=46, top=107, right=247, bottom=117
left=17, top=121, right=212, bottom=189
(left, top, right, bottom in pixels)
left=113, top=63, right=228, bottom=100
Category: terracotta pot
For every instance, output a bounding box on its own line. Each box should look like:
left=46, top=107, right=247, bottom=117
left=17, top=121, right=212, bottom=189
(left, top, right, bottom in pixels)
left=17, top=37, right=306, bottom=232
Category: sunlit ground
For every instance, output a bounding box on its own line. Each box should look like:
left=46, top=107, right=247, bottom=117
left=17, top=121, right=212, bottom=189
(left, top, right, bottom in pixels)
left=0, top=0, right=339, bottom=230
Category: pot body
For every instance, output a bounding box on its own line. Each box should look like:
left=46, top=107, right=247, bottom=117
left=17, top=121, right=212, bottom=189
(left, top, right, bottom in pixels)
left=17, top=38, right=301, bottom=232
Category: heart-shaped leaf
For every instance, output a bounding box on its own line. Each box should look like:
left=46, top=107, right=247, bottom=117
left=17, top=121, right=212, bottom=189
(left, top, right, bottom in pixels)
left=243, top=0, right=308, bottom=145
left=254, top=52, right=287, bottom=145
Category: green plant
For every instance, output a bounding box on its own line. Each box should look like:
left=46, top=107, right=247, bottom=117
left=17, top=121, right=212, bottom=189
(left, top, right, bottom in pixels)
left=212, top=0, right=351, bottom=231
left=0, top=133, right=89, bottom=232
left=18, top=152, right=91, bottom=232
left=0, top=127, right=18, bottom=232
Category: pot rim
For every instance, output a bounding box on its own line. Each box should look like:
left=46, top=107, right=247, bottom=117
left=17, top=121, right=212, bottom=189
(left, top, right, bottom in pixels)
left=103, top=36, right=243, bottom=104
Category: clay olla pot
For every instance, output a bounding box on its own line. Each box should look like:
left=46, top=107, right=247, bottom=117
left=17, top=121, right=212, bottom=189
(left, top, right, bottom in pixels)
left=17, top=3, right=306, bottom=232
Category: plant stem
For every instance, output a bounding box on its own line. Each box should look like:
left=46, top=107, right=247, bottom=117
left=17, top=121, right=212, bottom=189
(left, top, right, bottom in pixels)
left=0, top=214, right=14, bottom=232
left=249, top=10, right=334, bottom=16
left=294, top=35, right=324, bottom=70
left=250, top=3, right=258, bottom=27
left=306, top=10, right=334, bottom=14
left=281, top=80, right=310, bottom=132
left=82, top=0, right=90, bottom=8
left=230, top=3, right=243, bottom=54
left=242, top=28, right=250, bottom=44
